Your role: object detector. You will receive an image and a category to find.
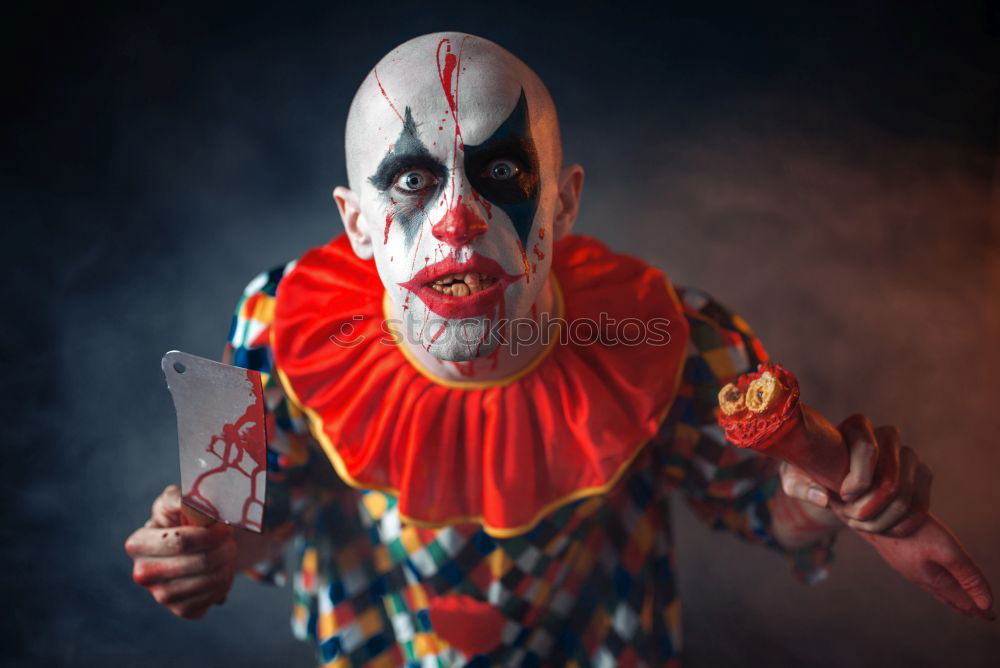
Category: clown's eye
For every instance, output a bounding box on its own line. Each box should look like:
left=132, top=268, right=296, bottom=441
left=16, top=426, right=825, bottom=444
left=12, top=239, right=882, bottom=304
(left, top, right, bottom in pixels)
left=484, top=159, right=520, bottom=181
left=395, top=169, right=437, bottom=193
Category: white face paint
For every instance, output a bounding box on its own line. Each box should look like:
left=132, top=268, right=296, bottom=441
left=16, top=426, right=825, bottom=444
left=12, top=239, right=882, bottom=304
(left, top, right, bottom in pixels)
left=346, top=34, right=562, bottom=362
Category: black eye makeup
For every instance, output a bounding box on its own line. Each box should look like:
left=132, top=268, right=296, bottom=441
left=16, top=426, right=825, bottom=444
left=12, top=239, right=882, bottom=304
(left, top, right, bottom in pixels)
left=463, top=90, right=540, bottom=246
left=368, top=107, right=447, bottom=194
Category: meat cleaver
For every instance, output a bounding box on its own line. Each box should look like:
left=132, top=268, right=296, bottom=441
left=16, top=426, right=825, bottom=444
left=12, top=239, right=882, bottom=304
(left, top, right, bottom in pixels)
left=161, top=351, right=267, bottom=533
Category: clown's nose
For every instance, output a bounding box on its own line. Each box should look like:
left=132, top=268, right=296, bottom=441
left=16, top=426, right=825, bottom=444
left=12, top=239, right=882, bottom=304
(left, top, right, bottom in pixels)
left=431, top=201, right=488, bottom=247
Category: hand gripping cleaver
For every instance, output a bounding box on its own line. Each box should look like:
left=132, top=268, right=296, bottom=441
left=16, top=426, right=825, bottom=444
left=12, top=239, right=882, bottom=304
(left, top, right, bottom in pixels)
left=161, top=351, right=267, bottom=532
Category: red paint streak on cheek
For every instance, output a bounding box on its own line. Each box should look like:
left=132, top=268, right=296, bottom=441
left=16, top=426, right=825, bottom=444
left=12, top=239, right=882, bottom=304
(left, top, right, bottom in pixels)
left=517, top=241, right=531, bottom=284
left=539, top=228, right=545, bottom=239
left=402, top=213, right=428, bottom=313
left=470, top=189, right=493, bottom=220
left=384, top=211, right=394, bottom=245
left=384, top=197, right=398, bottom=245
left=532, top=244, right=545, bottom=261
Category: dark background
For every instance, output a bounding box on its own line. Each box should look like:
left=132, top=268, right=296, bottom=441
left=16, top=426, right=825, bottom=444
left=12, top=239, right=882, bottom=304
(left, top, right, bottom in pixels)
left=5, top=1, right=1000, bottom=666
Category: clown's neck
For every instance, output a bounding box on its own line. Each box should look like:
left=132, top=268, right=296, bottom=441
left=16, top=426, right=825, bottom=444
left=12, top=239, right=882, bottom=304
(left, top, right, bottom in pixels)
left=396, top=275, right=557, bottom=384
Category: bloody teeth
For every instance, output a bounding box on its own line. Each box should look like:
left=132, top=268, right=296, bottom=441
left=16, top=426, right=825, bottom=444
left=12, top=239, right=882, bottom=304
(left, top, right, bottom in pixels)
left=427, top=272, right=497, bottom=295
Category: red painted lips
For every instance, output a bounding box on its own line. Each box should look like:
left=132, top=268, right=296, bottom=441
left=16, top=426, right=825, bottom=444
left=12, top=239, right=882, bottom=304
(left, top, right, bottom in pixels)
left=399, top=253, right=522, bottom=319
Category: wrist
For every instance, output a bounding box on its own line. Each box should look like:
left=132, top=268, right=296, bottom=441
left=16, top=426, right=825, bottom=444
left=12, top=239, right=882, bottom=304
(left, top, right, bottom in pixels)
left=234, top=525, right=291, bottom=571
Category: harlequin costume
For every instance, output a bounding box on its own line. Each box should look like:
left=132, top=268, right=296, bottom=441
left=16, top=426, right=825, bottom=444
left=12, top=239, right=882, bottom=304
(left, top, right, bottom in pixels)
left=225, top=234, right=834, bottom=667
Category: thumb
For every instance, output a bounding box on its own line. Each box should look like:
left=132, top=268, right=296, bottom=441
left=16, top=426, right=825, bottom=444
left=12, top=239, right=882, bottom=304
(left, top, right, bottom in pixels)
left=149, top=484, right=184, bottom=528
left=780, top=462, right=830, bottom=508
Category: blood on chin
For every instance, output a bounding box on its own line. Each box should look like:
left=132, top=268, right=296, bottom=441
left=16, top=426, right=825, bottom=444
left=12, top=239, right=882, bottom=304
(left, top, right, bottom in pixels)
left=415, top=316, right=499, bottom=362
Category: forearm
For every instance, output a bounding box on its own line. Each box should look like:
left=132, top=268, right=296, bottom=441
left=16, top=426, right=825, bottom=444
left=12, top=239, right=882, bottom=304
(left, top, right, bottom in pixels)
left=770, top=485, right=842, bottom=550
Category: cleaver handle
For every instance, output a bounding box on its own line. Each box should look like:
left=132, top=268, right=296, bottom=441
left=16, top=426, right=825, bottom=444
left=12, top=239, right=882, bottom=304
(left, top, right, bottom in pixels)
left=181, top=503, right=216, bottom=527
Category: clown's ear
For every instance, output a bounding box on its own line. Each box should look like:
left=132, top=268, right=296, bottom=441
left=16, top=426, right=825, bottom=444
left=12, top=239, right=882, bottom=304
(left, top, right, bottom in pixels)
left=334, top=186, right=374, bottom=260
left=553, top=164, right=584, bottom=241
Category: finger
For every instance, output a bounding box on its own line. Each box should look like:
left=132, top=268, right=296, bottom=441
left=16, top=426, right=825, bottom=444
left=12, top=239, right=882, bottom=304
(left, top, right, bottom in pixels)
left=888, top=462, right=932, bottom=538
left=921, top=561, right=977, bottom=613
left=838, top=414, right=878, bottom=501
left=167, top=589, right=227, bottom=621
left=150, top=485, right=183, bottom=528
left=780, top=462, right=829, bottom=507
left=125, top=523, right=231, bottom=558
left=846, top=446, right=917, bottom=534
left=843, top=427, right=901, bottom=520
left=930, top=588, right=995, bottom=621
left=132, top=539, right=238, bottom=585
left=149, top=572, right=232, bottom=606
left=945, top=551, right=994, bottom=612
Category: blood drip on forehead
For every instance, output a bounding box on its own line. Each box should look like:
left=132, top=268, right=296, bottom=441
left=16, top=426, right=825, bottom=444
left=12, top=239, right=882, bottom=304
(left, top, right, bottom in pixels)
left=432, top=36, right=475, bottom=251
left=436, top=38, right=461, bottom=122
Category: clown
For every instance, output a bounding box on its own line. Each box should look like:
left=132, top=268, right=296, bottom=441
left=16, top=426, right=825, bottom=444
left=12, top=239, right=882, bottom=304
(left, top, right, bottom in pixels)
left=126, top=33, right=992, bottom=666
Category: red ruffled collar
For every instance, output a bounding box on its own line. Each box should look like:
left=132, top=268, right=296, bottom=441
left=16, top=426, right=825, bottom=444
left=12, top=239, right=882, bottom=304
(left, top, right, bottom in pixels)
left=272, top=235, right=690, bottom=537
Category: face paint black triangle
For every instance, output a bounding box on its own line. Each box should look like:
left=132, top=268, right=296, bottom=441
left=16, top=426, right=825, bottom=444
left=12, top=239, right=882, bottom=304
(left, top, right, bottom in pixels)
left=463, top=90, right=540, bottom=249
left=368, top=107, right=447, bottom=248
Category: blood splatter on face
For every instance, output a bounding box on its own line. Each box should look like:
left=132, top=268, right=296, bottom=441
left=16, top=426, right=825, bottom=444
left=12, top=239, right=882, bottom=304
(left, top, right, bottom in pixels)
left=347, top=33, right=561, bottom=362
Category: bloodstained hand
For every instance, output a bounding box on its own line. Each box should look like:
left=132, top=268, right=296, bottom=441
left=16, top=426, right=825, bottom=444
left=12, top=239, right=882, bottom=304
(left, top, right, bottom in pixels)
left=125, top=485, right=238, bottom=620
left=780, top=415, right=931, bottom=538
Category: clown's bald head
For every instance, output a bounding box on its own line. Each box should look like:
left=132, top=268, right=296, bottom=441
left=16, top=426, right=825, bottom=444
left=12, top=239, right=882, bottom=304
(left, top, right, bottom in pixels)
left=335, top=32, right=584, bottom=362
left=345, top=33, right=562, bottom=194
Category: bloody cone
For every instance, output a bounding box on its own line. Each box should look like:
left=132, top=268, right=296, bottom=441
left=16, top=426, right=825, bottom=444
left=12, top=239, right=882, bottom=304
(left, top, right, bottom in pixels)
left=718, top=363, right=994, bottom=619
left=718, top=364, right=847, bottom=490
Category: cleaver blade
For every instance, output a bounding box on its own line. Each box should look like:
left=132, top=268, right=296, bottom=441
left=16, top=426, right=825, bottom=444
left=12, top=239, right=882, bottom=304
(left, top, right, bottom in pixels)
left=161, top=350, right=267, bottom=533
